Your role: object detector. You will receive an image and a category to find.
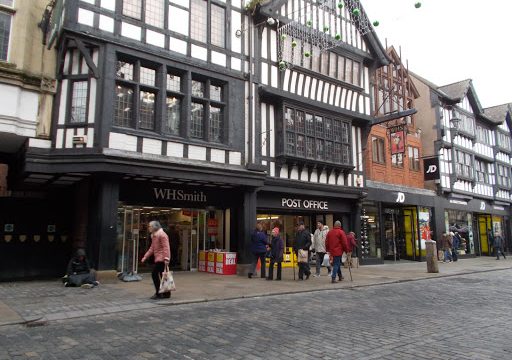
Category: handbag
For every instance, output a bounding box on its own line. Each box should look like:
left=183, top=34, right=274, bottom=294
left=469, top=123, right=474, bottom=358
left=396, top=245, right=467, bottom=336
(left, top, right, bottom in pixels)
left=297, top=249, right=308, bottom=263
left=322, top=253, right=330, bottom=267
left=159, top=264, right=176, bottom=293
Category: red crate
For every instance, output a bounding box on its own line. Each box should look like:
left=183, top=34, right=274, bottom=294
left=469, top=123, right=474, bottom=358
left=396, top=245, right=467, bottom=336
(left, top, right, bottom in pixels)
left=215, top=252, right=237, bottom=275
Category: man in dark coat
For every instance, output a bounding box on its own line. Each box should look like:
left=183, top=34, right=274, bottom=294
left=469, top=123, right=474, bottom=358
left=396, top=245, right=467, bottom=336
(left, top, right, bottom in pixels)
left=294, top=221, right=312, bottom=280
left=248, top=222, right=268, bottom=279
left=267, top=227, right=284, bottom=281
left=494, top=233, right=506, bottom=260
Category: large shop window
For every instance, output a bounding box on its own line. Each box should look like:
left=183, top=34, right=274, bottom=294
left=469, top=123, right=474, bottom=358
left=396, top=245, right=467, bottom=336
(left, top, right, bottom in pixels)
left=445, top=210, right=474, bottom=255
left=283, top=106, right=351, bottom=165
left=114, top=55, right=226, bottom=143
left=0, top=0, right=13, bottom=61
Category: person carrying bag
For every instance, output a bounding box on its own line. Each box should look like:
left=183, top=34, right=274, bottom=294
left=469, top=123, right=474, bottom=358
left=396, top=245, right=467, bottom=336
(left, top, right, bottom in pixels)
left=159, top=264, right=176, bottom=293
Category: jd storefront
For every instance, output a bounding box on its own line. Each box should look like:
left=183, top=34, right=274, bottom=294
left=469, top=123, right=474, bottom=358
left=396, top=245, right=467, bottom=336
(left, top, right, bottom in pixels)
left=365, top=187, right=437, bottom=263
left=438, top=198, right=510, bottom=257
left=117, top=181, right=243, bottom=274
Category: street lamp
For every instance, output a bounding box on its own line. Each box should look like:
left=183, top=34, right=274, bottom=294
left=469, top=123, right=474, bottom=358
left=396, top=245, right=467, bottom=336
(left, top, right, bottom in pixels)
left=450, top=109, right=461, bottom=130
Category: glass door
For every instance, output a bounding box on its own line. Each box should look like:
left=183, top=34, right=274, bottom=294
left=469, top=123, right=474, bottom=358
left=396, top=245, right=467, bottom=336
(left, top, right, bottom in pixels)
left=188, top=209, right=207, bottom=271
left=116, top=206, right=141, bottom=276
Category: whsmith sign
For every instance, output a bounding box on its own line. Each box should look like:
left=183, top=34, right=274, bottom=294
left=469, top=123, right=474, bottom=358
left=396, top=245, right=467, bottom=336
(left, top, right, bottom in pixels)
left=119, top=183, right=235, bottom=207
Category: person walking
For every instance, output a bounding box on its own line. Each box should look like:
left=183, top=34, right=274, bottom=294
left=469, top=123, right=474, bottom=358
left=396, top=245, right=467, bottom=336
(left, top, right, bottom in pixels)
left=452, top=231, right=461, bottom=262
left=442, top=232, right=453, bottom=263
left=312, top=221, right=331, bottom=277
left=326, top=221, right=348, bottom=283
left=346, top=231, right=358, bottom=267
left=267, top=227, right=284, bottom=281
left=141, top=220, right=171, bottom=300
left=294, top=221, right=312, bottom=280
left=248, top=222, right=268, bottom=279
left=494, top=233, right=507, bottom=260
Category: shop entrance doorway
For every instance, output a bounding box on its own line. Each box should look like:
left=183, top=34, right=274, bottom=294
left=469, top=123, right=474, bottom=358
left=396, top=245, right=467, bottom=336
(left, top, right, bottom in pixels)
left=477, top=214, right=492, bottom=256
left=383, top=207, right=420, bottom=261
left=117, top=206, right=225, bottom=275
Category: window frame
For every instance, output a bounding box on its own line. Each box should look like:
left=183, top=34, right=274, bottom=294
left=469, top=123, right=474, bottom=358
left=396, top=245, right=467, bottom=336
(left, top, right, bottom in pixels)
left=0, top=0, right=14, bottom=62
left=114, top=57, right=159, bottom=131
left=371, top=136, right=385, bottom=164
left=408, top=145, right=420, bottom=171
left=68, top=79, right=90, bottom=124
left=282, top=104, right=352, bottom=166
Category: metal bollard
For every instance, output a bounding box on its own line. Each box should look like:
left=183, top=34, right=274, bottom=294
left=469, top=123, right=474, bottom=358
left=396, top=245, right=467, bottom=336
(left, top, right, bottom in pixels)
left=425, top=240, right=439, bottom=273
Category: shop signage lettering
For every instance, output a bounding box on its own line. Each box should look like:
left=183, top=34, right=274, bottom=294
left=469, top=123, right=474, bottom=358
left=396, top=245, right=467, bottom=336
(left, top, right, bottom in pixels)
left=449, top=200, right=467, bottom=205
left=153, top=188, right=207, bottom=202
left=480, top=201, right=486, bottom=211
left=494, top=206, right=505, bottom=211
left=423, top=157, right=440, bottom=181
left=395, top=192, right=405, bottom=203
left=281, top=198, right=328, bottom=210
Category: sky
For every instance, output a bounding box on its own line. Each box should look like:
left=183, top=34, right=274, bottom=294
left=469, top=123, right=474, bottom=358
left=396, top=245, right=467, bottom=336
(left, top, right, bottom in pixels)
left=361, top=0, right=511, bottom=108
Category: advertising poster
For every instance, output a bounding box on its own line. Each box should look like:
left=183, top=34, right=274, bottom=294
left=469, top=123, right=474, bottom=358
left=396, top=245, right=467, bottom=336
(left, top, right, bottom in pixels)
left=419, top=209, right=431, bottom=249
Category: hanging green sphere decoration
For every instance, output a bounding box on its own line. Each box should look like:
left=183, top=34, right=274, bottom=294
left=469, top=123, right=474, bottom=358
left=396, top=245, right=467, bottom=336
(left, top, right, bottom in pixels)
left=323, top=26, right=329, bottom=32
left=373, top=20, right=379, bottom=27
left=337, top=2, right=343, bottom=9
left=414, top=2, right=421, bottom=8
left=304, top=51, right=311, bottom=58
left=352, top=8, right=360, bottom=16
left=335, top=33, right=342, bottom=40
left=291, top=40, right=297, bottom=48
left=281, top=34, right=287, bottom=41
left=306, top=20, right=312, bottom=27
left=279, top=61, right=287, bottom=71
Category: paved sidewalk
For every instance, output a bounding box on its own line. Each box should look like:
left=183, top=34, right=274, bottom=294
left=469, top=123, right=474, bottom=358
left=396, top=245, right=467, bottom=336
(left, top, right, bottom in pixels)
left=0, top=257, right=509, bottom=326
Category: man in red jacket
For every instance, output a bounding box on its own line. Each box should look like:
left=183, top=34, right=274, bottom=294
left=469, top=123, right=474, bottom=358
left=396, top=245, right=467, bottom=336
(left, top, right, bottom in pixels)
left=326, top=221, right=348, bottom=283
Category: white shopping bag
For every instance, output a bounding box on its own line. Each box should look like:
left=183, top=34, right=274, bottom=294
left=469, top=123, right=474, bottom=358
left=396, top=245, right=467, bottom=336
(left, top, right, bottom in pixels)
left=159, top=264, right=176, bottom=293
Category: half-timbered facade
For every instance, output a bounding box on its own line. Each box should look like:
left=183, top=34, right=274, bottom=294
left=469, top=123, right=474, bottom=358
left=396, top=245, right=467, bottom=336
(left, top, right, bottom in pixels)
left=251, top=0, right=388, bottom=258
left=5, top=0, right=388, bottom=278
left=412, top=76, right=511, bottom=257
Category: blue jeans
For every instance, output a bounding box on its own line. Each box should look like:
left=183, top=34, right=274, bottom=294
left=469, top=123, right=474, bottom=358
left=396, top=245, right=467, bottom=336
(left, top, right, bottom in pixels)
left=331, top=256, right=342, bottom=280
left=444, top=249, right=452, bottom=262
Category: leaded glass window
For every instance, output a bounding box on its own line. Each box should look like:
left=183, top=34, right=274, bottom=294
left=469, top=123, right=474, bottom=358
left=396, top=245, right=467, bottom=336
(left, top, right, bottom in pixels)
left=70, top=81, right=88, bottom=124
left=166, top=96, right=181, bottom=135
left=114, top=85, right=134, bottom=127
left=209, top=105, right=222, bottom=143
left=190, top=102, right=204, bottom=139
left=139, top=91, right=156, bottom=130
left=190, top=0, right=207, bottom=42
left=211, top=4, right=225, bottom=48
left=0, top=10, right=11, bottom=61
left=123, top=0, right=142, bottom=20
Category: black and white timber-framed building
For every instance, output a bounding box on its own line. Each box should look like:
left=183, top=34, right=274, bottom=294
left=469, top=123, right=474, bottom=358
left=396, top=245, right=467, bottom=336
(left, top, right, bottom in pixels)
left=3, top=0, right=389, bottom=278
left=413, top=76, right=512, bottom=257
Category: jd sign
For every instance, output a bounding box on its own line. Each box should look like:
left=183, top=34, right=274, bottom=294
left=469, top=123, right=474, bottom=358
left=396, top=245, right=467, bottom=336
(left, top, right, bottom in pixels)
left=395, top=192, right=405, bottom=203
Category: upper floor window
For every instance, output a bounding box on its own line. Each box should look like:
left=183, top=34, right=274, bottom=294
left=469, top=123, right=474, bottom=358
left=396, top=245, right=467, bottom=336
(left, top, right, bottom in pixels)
left=476, top=125, right=491, bottom=145
left=453, top=110, right=474, bottom=135
left=408, top=146, right=420, bottom=171
left=283, top=106, right=351, bottom=165
left=114, top=59, right=158, bottom=130
left=372, top=136, right=385, bottom=164
left=497, top=131, right=511, bottom=151
left=70, top=80, right=89, bottom=124
left=0, top=0, right=13, bottom=61
left=190, top=79, right=225, bottom=143
left=497, top=164, right=511, bottom=188
left=474, top=159, right=489, bottom=184
left=281, top=36, right=361, bottom=87
left=455, top=149, right=472, bottom=178
left=113, top=54, right=227, bottom=144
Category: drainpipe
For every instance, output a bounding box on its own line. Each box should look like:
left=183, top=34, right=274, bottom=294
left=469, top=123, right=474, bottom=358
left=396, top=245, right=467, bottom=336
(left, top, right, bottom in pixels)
left=247, top=12, right=254, bottom=165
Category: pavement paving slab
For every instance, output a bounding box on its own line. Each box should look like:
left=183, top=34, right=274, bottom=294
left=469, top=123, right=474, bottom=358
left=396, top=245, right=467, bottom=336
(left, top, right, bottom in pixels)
left=0, top=257, right=509, bottom=327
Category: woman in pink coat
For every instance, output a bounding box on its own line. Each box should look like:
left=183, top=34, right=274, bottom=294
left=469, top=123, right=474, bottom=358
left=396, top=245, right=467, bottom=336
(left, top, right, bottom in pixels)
left=141, top=221, right=171, bottom=299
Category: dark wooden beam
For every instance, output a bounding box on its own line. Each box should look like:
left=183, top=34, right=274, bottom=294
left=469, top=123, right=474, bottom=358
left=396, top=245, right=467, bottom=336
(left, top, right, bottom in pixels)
left=72, top=38, right=100, bottom=78
left=372, top=108, right=417, bottom=126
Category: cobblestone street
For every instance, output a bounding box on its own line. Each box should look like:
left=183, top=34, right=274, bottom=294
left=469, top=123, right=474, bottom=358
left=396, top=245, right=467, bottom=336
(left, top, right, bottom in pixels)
left=1, top=268, right=511, bottom=360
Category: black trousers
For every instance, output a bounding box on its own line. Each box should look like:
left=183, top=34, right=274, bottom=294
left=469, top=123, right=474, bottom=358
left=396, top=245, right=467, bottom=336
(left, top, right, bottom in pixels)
left=495, top=247, right=506, bottom=259
left=298, top=262, right=311, bottom=279
left=268, top=259, right=282, bottom=280
left=151, top=262, right=171, bottom=298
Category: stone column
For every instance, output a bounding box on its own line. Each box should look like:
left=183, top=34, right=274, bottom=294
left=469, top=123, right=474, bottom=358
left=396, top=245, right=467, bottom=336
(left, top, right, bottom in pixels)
left=425, top=240, right=439, bottom=273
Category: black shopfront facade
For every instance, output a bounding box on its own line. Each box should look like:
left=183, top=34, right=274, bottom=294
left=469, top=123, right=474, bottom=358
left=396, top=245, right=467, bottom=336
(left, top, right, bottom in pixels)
left=364, top=186, right=437, bottom=263
left=256, top=179, right=363, bottom=255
